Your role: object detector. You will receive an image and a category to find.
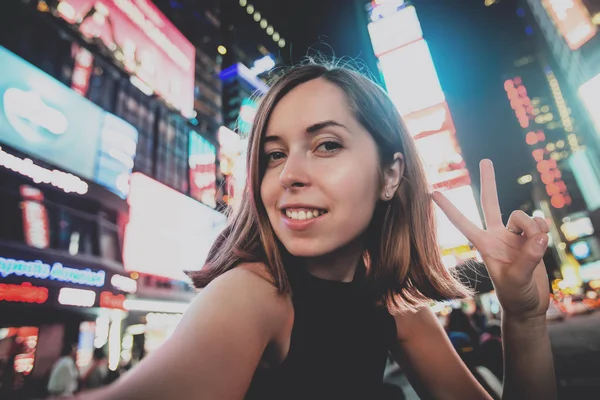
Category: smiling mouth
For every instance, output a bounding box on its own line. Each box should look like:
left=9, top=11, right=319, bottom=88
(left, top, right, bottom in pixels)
left=281, top=208, right=328, bottom=221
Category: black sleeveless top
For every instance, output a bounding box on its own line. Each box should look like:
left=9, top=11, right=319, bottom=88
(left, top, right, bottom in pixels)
left=245, top=266, right=397, bottom=400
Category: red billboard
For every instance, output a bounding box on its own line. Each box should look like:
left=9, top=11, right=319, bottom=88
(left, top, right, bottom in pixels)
left=57, top=0, right=195, bottom=117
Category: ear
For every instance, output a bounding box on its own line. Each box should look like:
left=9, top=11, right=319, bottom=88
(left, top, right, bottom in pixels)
left=380, top=152, right=404, bottom=201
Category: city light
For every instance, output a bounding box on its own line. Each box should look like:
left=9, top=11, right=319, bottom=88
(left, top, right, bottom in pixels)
left=0, top=147, right=88, bottom=194
left=108, top=314, right=124, bottom=371
left=368, top=1, right=480, bottom=253
left=579, top=73, right=600, bottom=133
left=99, top=292, right=126, bottom=310
left=0, top=257, right=106, bottom=287
left=0, top=282, right=49, bottom=304
left=505, top=78, right=571, bottom=209
left=217, top=45, right=227, bottom=55
left=518, top=174, right=533, bottom=184
left=4, top=88, right=69, bottom=135
left=123, top=299, right=190, bottom=313
left=378, top=39, right=445, bottom=116
left=545, top=70, right=575, bottom=137
left=123, top=173, right=226, bottom=280
left=58, top=288, right=96, bottom=307
left=541, top=0, right=597, bottom=50
left=111, top=275, right=138, bottom=294
left=368, top=5, right=422, bottom=56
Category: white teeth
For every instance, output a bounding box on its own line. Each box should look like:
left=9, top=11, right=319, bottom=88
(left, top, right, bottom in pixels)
left=284, top=209, right=326, bottom=220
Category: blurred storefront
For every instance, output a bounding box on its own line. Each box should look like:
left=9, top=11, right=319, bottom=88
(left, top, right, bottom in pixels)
left=0, top=1, right=226, bottom=397
left=0, top=242, right=134, bottom=396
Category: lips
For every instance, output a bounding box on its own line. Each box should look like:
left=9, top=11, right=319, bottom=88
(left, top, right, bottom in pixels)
left=279, top=204, right=328, bottom=231
left=282, top=208, right=327, bottom=220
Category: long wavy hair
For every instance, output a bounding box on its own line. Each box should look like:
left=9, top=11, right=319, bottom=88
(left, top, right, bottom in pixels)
left=187, top=62, right=470, bottom=311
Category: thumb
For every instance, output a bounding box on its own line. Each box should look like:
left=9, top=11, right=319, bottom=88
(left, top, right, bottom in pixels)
left=518, top=232, right=549, bottom=272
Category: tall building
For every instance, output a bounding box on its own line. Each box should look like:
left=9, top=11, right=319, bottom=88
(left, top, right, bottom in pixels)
left=523, top=0, right=600, bottom=213
left=0, top=1, right=226, bottom=396
left=365, top=0, right=483, bottom=268
left=516, top=0, right=600, bottom=289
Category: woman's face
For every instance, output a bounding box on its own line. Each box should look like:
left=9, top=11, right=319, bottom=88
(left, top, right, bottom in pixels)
left=260, top=78, right=384, bottom=258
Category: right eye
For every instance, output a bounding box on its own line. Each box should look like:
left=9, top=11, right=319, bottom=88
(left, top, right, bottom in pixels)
left=267, top=151, right=286, bottom=162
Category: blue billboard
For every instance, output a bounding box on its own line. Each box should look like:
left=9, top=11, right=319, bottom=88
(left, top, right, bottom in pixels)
left=0, top=46, right=138, bottom=198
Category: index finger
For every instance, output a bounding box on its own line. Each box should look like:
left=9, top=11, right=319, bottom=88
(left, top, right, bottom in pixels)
left=480, top=159, right=503, bottom=229
left=432, top=191, right=484, bottom=248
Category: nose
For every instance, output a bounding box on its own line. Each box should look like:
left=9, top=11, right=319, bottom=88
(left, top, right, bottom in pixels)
left=279, top=150, right=310, bottom=190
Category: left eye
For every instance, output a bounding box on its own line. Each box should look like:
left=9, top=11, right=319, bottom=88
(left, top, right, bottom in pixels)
left=316, top=141, right=342, bottom=153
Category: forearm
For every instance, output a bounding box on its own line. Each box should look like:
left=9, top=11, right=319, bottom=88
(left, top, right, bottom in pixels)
left=501, top=315, right=557, bottom=400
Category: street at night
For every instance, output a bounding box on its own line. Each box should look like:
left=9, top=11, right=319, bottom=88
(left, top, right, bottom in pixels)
left=1, top=0, right=600, bottom=399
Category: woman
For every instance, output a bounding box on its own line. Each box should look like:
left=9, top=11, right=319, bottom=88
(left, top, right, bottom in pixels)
left=76, top=63, right=556, bottom=399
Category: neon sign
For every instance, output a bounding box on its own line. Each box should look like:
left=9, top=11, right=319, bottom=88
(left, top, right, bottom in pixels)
left=0, top=146, right=89, bottom=194
left=505, top=78, right=572, bottom=209
left=4, top=88, right=69, bottom=136
left=0, top=257, right=105, bottom=287
left=111, top=275, right=137, bottom=294
left=249, top=55, right=275, bottom=76
left=58, top=288, right=96, bottom=307
left=0, top=282, right=48, bottom=304
left=20, top=186, right=50, bottom=249
left=100, top=291, right=126, bottom=310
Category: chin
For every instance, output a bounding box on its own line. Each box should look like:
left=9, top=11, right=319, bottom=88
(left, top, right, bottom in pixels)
left=281, top=238, right=334, bottom=258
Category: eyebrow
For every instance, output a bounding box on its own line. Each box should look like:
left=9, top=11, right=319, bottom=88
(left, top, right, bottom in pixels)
left=264, top=120, right=348, bottom=144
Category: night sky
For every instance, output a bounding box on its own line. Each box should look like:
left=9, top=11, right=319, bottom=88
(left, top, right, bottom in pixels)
left=230, top=0, right=537, bottom=221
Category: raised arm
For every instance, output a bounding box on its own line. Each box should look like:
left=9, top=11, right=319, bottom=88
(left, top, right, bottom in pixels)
left=391, top=306, right=493, bottom=400
left=77, top=265, right=291, bottom=400
left=433, top=159, right=557, bottom=400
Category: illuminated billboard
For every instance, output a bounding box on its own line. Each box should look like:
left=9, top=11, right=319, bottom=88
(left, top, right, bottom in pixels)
left=57, top=0, right=196, bottom=117
left=434, top=185, right=483, bottom=249
left=0, top=46, right=138, bottom=198
left=378, top=39, right=445, bottom=116
left=541, top=0, right=597, bottom=50
left=368, top=3, right=482, bottom=253
left=218, top=126, right=248, bottom=208
left=189, top=132, right=217, bottom=208
left=368, top=5, right=422, bottom=56
left=579, top=72, right=600, bottom=134
left=402, top=102, right=456, bottom=138
left=414, top=131, right=469, bottom=188
left=123, top=173, right=227, bottom=281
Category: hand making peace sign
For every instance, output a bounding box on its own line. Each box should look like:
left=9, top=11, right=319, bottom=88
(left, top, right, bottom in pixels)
left=433, top=159, right=551, bottom=321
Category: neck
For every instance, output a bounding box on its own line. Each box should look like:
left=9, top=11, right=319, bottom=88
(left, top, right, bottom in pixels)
left=303, top=237, right=364, bottom=282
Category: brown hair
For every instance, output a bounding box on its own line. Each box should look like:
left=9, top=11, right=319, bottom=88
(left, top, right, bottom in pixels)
left=187, top=62, right=471, bottom=311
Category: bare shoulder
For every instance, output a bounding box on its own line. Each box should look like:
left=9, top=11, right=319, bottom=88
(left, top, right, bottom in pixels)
left=391, top=305, right=440, bottom=342
left=197, top=263, right=291, bottom=325
left=85, top=264, right=292, bottom=400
